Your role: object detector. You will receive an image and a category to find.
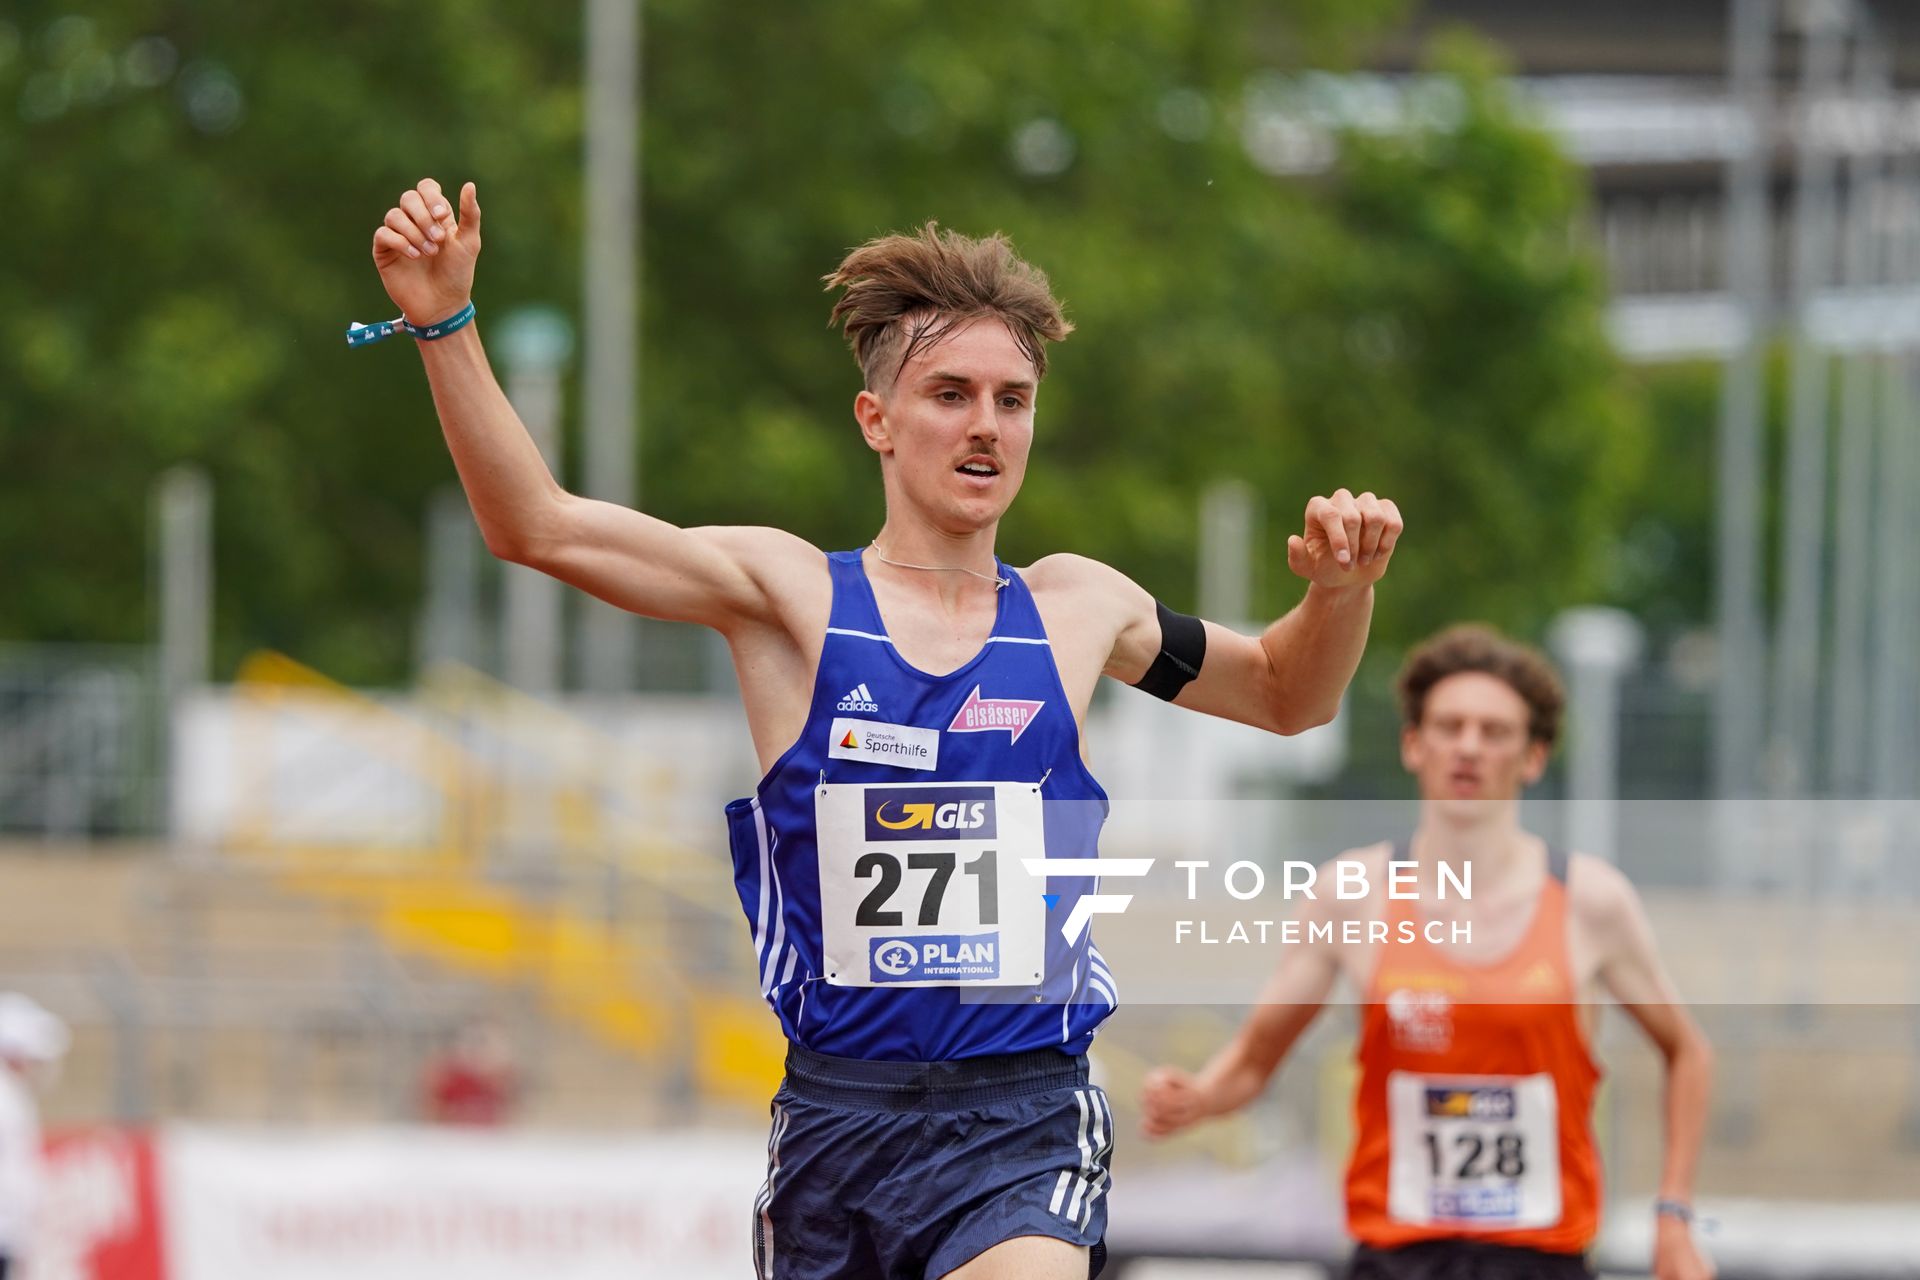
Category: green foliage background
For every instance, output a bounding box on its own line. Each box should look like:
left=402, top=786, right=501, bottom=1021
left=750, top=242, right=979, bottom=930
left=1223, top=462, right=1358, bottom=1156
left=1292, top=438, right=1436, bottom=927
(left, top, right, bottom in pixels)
left=1, top=1, right=1703, bottom=685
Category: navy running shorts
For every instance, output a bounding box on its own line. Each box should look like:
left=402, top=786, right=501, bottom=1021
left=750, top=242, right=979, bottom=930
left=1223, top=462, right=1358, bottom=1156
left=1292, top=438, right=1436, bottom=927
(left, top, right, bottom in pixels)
left=752, top=1044, right=1112, bottom=1279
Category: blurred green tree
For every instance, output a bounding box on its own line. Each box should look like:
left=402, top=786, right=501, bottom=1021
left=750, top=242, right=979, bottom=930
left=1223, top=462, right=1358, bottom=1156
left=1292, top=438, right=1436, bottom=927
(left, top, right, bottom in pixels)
left=1, top=1, right=1647, bottom=686
left=0, top=1, right=582, bottom=679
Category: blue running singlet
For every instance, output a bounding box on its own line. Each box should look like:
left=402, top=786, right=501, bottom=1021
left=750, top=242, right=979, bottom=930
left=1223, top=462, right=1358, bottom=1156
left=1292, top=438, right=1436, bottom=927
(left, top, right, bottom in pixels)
left=724, top=550, right=1118, bottom=1061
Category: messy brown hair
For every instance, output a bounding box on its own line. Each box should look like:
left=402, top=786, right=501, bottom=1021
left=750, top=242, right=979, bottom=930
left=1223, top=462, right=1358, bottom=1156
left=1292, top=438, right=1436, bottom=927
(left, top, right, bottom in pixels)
left=1396, top=625, right=1566, bottom=749
left=824, top=222, right=1073, bottom=391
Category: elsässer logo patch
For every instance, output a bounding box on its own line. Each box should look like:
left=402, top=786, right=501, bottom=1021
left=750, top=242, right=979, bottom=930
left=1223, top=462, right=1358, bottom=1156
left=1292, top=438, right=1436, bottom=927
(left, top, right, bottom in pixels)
left=863, top=786, right=997, bottom=841
left=946, top=686, right=1044, bottom=744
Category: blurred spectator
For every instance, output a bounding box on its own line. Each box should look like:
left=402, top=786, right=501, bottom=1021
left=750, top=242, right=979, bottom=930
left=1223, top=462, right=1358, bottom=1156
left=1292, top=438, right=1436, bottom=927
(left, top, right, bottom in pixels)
left=0, top=995, right=70, bottom=1280
left=422, top=1019, right=520, bottom=1126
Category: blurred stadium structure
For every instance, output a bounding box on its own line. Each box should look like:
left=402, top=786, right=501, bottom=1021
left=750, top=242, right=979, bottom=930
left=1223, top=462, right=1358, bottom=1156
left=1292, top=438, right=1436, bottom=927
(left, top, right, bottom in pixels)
left=3, top=0, right=1919, bottom=1277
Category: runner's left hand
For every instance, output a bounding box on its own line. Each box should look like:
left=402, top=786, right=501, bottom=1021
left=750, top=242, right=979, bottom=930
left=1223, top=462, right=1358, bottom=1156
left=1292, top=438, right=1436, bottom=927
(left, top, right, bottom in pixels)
left=1654, top=1217, right=1714, bottom=1280
left=1287, top=489, right=1403, bottom=589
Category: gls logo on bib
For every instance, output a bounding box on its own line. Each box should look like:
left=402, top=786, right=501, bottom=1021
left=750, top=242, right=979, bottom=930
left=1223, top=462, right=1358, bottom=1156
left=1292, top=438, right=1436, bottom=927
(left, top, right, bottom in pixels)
left=863, top=786, right=997, bottom=841
left=1425, top=1085, right=1516, bottom=1121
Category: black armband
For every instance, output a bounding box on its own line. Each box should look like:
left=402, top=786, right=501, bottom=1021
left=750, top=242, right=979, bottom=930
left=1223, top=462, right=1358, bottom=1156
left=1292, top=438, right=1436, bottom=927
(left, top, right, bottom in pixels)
left=1132, top=600, right=1207, bottom=701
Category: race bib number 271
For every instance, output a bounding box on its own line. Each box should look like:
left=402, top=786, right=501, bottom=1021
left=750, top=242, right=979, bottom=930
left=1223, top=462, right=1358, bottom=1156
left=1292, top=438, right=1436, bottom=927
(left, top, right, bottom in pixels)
left=815, top=781, right=1047, bottom=988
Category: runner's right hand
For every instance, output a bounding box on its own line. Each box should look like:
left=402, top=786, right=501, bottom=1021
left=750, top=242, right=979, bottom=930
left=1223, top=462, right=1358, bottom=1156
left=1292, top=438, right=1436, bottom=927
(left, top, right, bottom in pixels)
left=371, top=178, right=481, bottom=326
left=1139, top=1065, right=1210, bottom=1139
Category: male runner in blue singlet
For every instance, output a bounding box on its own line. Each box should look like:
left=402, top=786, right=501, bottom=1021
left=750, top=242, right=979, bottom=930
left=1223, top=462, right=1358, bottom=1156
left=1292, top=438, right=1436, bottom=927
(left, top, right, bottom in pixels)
left=369, top=178, right=1404, bottom=1279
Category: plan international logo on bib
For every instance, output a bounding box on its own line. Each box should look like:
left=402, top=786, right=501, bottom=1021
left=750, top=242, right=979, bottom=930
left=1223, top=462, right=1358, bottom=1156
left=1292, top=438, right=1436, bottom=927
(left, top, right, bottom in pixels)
left=870, top=934, right=1000, bottom=982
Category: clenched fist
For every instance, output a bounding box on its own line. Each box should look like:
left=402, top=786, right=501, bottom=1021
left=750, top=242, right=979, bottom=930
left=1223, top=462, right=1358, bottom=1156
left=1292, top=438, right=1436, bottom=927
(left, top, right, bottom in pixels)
left=371, top=177, right=482, bottom=327
left=1287, top=488, right=1404, bottom=590
left=1139, top=1065, right=1211, bottom=1140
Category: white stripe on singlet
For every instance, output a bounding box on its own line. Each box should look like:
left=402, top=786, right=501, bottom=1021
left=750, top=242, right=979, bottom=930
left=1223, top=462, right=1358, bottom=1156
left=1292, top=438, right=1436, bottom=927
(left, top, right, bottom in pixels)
left=749, top=803, right=773, bottom=984
left=760, top=831, right=788, bottom=996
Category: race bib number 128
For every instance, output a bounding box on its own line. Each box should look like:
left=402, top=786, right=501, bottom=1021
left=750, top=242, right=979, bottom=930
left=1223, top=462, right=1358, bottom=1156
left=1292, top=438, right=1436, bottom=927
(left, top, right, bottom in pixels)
left=815, top=781, right=1047, bottom=988
left=1386, top=1071, right=1561, bottom=1229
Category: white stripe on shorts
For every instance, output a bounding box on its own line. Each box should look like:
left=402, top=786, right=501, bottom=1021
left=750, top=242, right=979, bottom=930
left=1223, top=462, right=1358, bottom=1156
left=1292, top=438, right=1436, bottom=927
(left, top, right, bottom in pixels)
left=754, top=1102, right=791, bottom=1279
left=1081, top=1089, right=1114, bottom=1229
left=1065, top=1089, right=1094, bottom=1219
left=1048, top=1168, right=1074, bottom=1216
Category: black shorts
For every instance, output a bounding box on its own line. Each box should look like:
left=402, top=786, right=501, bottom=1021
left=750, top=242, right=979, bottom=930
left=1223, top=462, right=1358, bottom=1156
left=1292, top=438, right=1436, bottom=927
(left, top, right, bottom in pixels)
left=754, top=1044, right=1111, bottom=1280
left=1348, top=1240, right=1594, bottom=1280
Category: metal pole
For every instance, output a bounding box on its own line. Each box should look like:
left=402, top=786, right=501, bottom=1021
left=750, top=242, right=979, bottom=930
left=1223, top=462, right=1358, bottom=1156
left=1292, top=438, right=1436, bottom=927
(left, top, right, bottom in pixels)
left=1714, top=0, right=1776, bottom=818
left=153, top=467, right=212, bottom=702
left=581, top=0, right=640, bottom=694
left=1198, top=479, right=1260, bottom=626
left=1870, top=146, right=1918, bottom=808
left=1550, top=607, right=1644, bottom=866
left=417, top=485, right=485, bottom=676
left=1767, top=0, right=1847, bottom=798
left=1825, top=29, right=1889, bottom=797
left=153, top=466, right=211, bottom=845
left=91, top=953, right=150, bottom=1124
left=500, top=309, right=575, bottom=694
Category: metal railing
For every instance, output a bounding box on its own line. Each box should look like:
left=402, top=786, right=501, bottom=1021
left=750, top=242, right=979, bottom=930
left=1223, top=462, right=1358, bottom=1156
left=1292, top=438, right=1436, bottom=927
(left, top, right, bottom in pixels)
left=0, top=645, right=164, bottom=839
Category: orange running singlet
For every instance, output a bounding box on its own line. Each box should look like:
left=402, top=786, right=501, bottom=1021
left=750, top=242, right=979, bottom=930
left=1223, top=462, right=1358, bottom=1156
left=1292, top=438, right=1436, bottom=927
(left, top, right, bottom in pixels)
left=1344, top=845, right=1602, bottom=1255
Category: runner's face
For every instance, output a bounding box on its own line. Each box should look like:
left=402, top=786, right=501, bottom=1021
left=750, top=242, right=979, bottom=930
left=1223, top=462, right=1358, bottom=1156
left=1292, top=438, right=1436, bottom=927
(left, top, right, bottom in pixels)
left=1402, top=672, right=1548, bottom=808
left=858, top=316, right=1035, bottom=533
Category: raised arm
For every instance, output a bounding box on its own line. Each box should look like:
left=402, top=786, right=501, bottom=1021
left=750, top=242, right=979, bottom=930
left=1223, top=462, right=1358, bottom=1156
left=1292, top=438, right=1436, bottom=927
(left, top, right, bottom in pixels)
left=1139, top=879, right=1346, bottom=1137
left=1099, top=488, right=1403, bottom=734
left=370, top=177, right=812, bottom=633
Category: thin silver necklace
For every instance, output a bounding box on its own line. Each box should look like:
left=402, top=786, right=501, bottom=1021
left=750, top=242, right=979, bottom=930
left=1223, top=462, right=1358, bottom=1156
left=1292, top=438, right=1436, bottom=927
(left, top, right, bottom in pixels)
left=868, top=542, right=1010, bottom=590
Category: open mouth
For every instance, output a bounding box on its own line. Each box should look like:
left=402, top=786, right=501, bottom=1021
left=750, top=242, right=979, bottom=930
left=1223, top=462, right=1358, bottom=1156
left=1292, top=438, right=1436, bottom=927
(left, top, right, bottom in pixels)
left=955, top=457, right=1000, bottom=479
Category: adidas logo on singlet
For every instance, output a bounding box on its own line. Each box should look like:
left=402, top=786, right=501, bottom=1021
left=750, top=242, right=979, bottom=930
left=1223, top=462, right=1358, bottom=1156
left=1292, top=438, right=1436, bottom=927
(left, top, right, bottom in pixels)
left=837, top=682, right=881, bottom=714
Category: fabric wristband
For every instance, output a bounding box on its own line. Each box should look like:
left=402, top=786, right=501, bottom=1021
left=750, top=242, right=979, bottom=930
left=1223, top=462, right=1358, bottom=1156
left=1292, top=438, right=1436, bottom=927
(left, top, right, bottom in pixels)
left=346, top=300, right=476, bottom=348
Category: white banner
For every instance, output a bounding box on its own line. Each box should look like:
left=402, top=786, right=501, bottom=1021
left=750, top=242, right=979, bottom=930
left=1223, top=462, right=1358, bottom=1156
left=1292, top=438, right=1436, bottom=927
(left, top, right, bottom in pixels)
left=160, top=1126, right=765, bottom=1280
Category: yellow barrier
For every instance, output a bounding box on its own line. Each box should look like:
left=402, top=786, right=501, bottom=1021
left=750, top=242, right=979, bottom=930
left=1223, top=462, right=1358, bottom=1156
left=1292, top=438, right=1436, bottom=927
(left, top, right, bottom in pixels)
left=229, top=651, right=786, bottom=1107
